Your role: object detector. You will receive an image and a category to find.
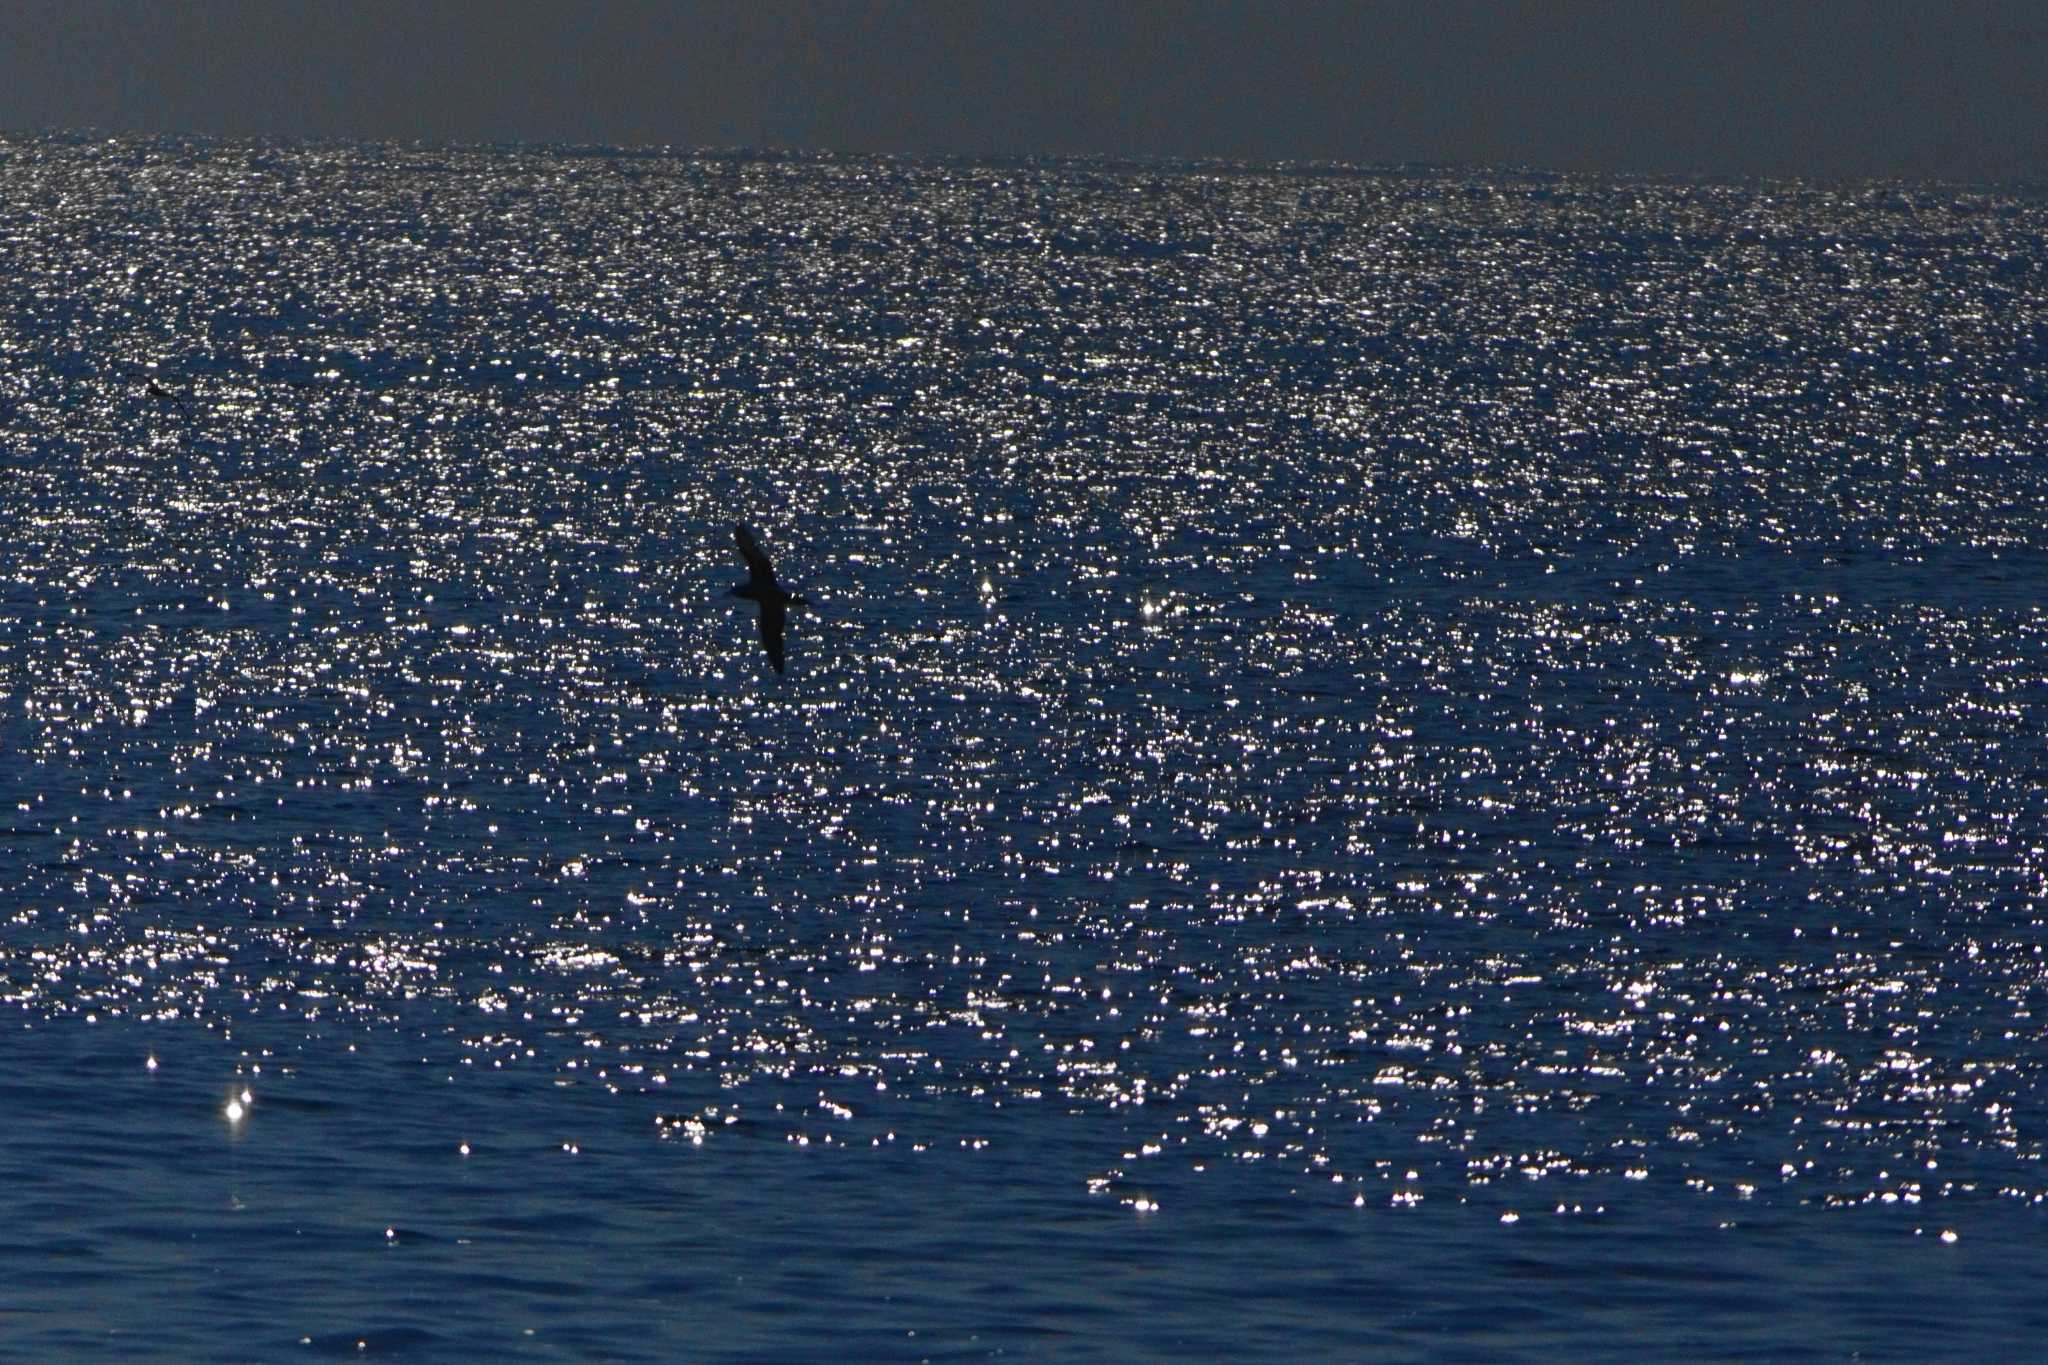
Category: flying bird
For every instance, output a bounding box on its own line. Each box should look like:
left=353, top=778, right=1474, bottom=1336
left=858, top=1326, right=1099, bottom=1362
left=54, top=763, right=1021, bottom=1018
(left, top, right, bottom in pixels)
left=729, top=523, right=810, bottom=674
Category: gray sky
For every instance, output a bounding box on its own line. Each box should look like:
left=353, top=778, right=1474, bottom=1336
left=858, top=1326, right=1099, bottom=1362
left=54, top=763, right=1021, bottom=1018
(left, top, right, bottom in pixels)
left=3, top=1, right=2043, bottom=181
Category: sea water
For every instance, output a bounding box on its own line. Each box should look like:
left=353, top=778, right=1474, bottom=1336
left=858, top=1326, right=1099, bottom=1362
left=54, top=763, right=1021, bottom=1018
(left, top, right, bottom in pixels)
left=2, top=135, right=2045, bottom=1359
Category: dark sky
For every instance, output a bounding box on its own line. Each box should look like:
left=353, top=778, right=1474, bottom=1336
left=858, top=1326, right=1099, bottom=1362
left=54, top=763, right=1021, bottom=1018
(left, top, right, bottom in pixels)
left=3, top=0, right=2044, bottom=181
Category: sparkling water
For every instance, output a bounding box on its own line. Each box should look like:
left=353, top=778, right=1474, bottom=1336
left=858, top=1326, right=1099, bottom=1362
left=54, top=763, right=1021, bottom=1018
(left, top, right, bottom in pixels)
left=3, top=135, right=2045, bottom=1358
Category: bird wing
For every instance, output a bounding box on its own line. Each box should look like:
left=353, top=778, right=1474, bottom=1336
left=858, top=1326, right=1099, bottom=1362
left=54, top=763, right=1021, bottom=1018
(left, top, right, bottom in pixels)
left=733, top=523, right=775, bottom=583
left=758, top=600, right=788, bottom=674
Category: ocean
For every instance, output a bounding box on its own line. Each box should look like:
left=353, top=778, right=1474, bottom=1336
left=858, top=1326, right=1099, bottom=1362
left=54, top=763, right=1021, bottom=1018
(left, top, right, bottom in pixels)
left=2, top=133, right=2045, bottom=1359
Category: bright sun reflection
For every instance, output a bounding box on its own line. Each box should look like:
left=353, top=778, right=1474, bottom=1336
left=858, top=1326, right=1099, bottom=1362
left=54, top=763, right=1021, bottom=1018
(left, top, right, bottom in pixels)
left=1, top=140, right=2044, bottom=1326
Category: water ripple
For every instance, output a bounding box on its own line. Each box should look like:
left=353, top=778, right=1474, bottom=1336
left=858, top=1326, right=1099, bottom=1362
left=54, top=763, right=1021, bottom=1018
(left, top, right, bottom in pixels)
left=3, top=135, right=2046, bottom=1356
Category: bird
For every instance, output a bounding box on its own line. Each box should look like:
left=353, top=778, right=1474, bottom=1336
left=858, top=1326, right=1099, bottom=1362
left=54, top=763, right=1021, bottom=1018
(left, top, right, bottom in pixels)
left=729, top=523, right=810, bottom=674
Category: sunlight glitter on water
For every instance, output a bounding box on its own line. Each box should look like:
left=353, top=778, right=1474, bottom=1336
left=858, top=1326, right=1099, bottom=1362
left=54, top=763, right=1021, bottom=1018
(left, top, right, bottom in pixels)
left=2, top=135, right=2047, bottom=1357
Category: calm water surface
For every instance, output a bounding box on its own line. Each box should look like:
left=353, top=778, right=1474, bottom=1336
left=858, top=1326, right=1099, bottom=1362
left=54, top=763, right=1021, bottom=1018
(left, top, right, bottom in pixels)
left=2, top=135, right=2046, bottom=1358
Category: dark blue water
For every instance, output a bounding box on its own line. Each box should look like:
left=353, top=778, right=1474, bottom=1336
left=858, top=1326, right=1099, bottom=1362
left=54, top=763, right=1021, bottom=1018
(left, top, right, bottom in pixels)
left=3, top=135, right=2046, bottom=1358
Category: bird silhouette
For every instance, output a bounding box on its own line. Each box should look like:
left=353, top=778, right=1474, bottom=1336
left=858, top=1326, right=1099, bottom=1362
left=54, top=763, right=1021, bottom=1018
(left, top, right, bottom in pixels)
left=729, top=523, right=810, bottom=674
